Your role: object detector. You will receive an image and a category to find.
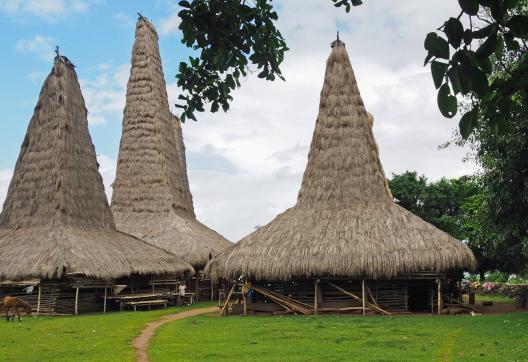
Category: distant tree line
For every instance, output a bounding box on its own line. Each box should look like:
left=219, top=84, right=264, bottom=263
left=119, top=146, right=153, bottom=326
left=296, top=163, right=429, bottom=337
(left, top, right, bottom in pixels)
left=389, top=171, right=527, bottom=281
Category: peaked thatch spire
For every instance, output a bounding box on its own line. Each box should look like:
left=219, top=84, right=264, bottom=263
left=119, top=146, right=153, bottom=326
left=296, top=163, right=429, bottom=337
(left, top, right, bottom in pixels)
left=111, top=16, right=231, bottom=268
left=205, top=39, right=477, bottom=281
left=0, top=55, right=194, bottom=280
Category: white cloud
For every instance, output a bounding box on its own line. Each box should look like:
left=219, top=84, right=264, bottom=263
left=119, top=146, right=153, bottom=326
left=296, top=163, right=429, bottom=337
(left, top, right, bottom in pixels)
left=0, top=0, right=95, bottom=21
left=80, top=63, right=130, bottom=126
left=16, top=35, right=56, bottom=61
left=159, top=11, right=181, bottom=35
left=97, top=154, right=116, bottom=202
left=0, top=169, right=13, bottom=212
left=113, top=12, right=134, bottom=28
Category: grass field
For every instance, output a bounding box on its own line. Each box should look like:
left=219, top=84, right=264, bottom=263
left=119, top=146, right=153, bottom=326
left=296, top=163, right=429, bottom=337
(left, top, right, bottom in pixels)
left=150, top=311, right=528, bottom=362
left=0, top=303, right=213, bottom=362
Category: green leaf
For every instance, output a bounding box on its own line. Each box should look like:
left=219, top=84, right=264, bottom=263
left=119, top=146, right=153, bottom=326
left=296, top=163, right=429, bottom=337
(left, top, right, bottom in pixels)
left=464, top=65, right=490, bottom=96
left=431, top=61, right=448, bottom=89
left=463, top=29, right=473, bottom=45
left=459, top=0, right=479, bottom=15
left=504, top=0, right=519, bottom=9
left=444, top=17, right=464, bottom=48
left=178, top=1, right=191, bottom=8
left=504, top=32, right=520, bottom=50
left=424, top=32, right=450, bottom=59
left=506, top=15, right=528, bottom=38
left=476, top=32, right=498, bottom=58
left=448, top=67, right=463, bottom=94
left=459, top=108, right=479, bottom=139
left=472, top=24, right=495, bottom=39
left=424, top=52, right=434, bottom=66
left=437, top=83, right=458, bottom=118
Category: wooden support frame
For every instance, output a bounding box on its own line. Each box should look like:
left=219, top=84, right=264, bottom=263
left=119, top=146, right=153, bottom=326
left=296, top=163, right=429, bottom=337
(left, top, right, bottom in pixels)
left=195, top=277, right=200, bottom=303
left=324, top=280, right=390, bottom=315
left=220, top=283, right=237, bottom=316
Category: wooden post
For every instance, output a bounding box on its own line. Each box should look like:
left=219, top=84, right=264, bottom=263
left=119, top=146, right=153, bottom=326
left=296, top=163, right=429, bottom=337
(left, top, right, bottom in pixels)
left=36, top=285, right=41, bottom=316
left=437, top=279, right=443, bottom=314
left=362, top=280, right=366, bottom=315
left=103, top=287, right=108, bottom=313
left=314, top=279, right=320, bottom=315
left=194, top=277, right=199, bottom=303
left=242, top=292, right=247, bottom=316
left=74, top=287, right=80, bottom=316
left=211, top=278, right=214, bottom=302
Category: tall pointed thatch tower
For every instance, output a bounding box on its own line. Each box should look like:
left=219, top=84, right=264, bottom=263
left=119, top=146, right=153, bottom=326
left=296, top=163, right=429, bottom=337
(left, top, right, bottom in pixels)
left=111, top=16, right=231, bottom=273
left=0, top=55, right=193, bottom=284
left=205, top=37, right=476, bottom=315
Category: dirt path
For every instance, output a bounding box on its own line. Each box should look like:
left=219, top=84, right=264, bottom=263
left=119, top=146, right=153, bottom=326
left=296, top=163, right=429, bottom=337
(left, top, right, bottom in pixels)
left=132, top=306, right=218, bottom=362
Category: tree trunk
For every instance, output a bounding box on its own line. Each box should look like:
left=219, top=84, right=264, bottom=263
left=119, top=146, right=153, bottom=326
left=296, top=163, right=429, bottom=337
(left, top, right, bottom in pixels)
left=479, top=270, right=485, bottom=282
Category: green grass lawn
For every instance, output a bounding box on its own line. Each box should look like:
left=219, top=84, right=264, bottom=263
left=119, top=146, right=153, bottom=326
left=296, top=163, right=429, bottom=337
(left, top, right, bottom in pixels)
left=149, top=312, right=528, bottom=362
left=0, top=303, right=213, bottom=362
left=475, top=293, right=514, bottom=303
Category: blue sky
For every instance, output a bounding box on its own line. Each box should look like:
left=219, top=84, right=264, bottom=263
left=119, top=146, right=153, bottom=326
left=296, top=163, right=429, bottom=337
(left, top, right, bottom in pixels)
left=0, top=0, right=478, bottom=241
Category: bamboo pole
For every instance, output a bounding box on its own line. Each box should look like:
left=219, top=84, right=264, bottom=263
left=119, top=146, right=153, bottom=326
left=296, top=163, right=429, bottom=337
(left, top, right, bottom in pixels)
left=74, top=287, right=80, bottom=315
left=195, top=277, right=199, bottom=302
left=437, top=279, right=443, bottom=315
left=362, top=280, right=366, bottom=315
left=36, top=285, right=41, bottom=316
left=366, top=283, right=379, bottom=308
left=103, top=287, right=108, bottom=313
left=220, top=283, right=236, bottom=316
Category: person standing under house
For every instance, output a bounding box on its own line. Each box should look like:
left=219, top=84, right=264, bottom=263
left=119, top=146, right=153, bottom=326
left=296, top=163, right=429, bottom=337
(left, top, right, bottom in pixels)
left=178, top=282, right=187, bottom=306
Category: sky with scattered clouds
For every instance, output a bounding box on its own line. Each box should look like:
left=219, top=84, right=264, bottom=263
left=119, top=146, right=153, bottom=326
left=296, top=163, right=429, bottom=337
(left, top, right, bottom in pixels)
left=0, top=0, right=478, bottom=242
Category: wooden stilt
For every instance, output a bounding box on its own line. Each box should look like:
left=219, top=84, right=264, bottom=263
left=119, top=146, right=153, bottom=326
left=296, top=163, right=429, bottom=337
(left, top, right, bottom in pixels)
left=242, top=292, right=247, bottom=316
left=362, top=280, right=366, bottom=315
left=103, top=287, right=108, bottom=313
left=36, top=285, right=41, bottom=316
left=314, top=279, right=321, bottom=315
left=210, top=278, right=214, bottom=302
left=437, top=279, right=443, bottom=314
left=74, top=287, right=80, bottom=316
left=195, top=277, right=199, bottom=302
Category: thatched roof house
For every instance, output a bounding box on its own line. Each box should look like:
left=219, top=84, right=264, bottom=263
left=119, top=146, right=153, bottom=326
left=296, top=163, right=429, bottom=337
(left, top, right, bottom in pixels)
left=111, top=16, right=231, bottom=269
left=205, top=38, right=477, bottom=283
left=0, top=55, right=193, bottom=281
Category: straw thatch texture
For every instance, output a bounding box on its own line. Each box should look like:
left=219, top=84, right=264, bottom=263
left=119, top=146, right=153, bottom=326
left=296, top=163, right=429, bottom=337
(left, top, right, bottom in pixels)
left=205, top=40, right=477, bottom=281
left=111, top=17, right=231, bottom=268
left=0, top=56, right=194, bottom=280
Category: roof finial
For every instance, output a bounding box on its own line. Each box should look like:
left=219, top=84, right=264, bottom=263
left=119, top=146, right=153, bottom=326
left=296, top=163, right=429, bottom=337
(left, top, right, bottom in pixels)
left=55, top=45, right=60, bottom=57
left=331, top=31, right=345, bottom=48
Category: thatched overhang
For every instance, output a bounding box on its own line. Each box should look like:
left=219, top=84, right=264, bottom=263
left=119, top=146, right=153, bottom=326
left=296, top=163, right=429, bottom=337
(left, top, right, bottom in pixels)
left=205, top=38, right=477, bottom=281
left=0, top=55, right=194, bottom=281
left=111, top=16, right=231, bottom=269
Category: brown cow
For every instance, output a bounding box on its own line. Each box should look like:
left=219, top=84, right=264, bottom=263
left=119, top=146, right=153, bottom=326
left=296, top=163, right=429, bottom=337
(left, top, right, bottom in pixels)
left=1, top=296, right=32, bottom=322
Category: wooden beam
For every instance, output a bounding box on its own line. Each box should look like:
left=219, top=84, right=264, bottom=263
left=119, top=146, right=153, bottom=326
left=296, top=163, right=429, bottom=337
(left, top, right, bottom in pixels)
left=74, top=287, right=80, bottom=315
left=362, top=280, right=366, bottom=315
left=195, top=277, right=200, bottom=302
left=36, top=285, right=41, bottom=316
left=365, top=283, right=379, bottom=308
left=210, top=278, right=214, bottom=302
left=324, top=280, right=390, bottom=315
left=220, top=283, right=236, bottom=316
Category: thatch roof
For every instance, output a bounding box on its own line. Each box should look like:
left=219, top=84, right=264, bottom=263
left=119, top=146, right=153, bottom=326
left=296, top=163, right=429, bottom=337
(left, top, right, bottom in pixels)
left=205, top=38, right=477, bottom=281
left=0, top=55, right=194, bottom=281
left=111, top=16, right=231, bottom=268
